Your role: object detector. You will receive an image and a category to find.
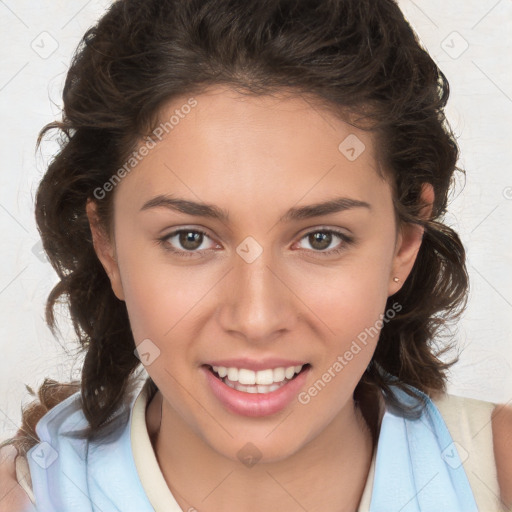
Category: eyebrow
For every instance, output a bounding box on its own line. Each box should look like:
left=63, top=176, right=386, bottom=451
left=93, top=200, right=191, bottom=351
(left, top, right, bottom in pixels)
left=140, top=195, right=371, bottom=223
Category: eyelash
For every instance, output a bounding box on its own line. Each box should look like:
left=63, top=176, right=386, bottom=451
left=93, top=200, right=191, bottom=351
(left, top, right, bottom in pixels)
left=157, top=228, right=354, bottom=258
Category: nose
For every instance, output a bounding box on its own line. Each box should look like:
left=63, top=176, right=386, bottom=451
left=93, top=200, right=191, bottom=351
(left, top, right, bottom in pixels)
left=217, top=249, right=298, bottom=343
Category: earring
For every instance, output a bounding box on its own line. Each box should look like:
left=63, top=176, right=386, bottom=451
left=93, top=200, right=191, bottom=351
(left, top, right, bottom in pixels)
left=393, top=277, right=400, bottom=283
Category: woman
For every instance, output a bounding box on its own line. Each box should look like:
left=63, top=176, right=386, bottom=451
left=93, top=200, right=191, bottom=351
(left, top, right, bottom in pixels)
left=1, top=0, right=511, bottom=510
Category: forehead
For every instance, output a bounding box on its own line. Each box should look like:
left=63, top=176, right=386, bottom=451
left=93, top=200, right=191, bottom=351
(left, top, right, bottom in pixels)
left=114, top=85, right=392, bottom=218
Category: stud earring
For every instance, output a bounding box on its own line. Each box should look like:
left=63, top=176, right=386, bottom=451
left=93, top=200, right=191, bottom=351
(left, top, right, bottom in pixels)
left=393, top=277, right=400, bottom=283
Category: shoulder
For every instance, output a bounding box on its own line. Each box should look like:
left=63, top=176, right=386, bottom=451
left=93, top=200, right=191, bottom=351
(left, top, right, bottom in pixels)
left=0, top=444, right=35, bottom=511
left=491, top=401, right=512, bottom=509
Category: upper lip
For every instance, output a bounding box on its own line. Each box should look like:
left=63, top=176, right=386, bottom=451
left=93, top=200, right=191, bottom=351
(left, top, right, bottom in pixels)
left=204, top=358, right=309, bottom=371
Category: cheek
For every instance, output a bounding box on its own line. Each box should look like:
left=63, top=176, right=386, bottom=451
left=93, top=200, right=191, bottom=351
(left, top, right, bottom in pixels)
left=296, top=270, right=392, bottom=415
left=296, top=242, right=395, bottom=398
left=121, top=265, right=213, bottom=344
left=306, top=254, right=393, bottom=339
left=115, top=234, right=214, bottom=344
left=313, top=280, right=387, bottom=383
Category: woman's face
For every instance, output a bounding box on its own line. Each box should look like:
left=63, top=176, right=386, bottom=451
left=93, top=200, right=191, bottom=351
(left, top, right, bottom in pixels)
left=89, top=85, right=425, bottom=462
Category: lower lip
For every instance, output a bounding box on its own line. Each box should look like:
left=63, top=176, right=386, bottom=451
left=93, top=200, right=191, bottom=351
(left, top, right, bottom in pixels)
left=202, top=365, right=310, bottom=417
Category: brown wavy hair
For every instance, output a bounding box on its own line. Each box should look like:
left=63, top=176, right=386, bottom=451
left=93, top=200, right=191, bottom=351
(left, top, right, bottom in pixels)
left=3, top=0, right=468, bottom=455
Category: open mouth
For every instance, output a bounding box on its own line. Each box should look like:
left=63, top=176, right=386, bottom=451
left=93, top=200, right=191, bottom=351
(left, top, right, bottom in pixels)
left=205, top=363, right=311, bottom=394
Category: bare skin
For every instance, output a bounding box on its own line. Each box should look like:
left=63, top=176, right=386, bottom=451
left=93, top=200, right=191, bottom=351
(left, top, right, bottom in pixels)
left=0, top=445, right=36, bottom=512
left=1, top=86, right=511, bottom=511
left=493, top=404, right=512, bottom=509
left=87, top=85, right=431, bottom=511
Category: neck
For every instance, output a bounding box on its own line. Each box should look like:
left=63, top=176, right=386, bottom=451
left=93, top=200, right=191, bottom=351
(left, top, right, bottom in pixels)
left=146, top=387, right=383, bottom=512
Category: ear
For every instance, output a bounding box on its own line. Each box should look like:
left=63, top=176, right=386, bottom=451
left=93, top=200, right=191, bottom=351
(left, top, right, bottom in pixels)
left=388, top=183, right=434, bottom=296
left=86, top=198, right=125, bottom=301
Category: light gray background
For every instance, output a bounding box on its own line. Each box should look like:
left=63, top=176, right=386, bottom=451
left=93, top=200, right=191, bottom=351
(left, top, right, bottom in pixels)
left=1, top=0, right=511, bottom=439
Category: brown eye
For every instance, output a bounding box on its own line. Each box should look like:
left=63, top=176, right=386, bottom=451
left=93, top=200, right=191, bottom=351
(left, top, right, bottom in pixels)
left=296, top=229, right=354, bottom=256
left=308, top=232, right=333, bottom=251
left=158, top=228, right=218, bottom=257
left=178, top=231, right=204, bottom=251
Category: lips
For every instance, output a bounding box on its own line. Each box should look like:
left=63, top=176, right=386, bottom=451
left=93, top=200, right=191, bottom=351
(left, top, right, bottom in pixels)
left=202, top=362, right=311, bottom=417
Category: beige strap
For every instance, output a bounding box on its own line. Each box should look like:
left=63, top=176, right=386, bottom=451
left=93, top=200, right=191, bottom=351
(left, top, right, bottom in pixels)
left=130, top=382, right=184, bottom=511
left=433, top=392, right=507, bottom=511
left=357, top=443, right=376, bottom=511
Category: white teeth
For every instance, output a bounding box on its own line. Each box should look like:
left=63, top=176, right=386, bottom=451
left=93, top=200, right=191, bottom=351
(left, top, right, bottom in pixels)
left=256, top=369, right=274, bottom=385
left=227, top=367, right=238, bottom=381
left=272, top=367, right=285, bottom=382
left=238, top=368, right=256, bottom=385
left=225, top=379, right=287, bottom=394
left=211, top=364, right=305, bottom=393
left=284, top=366, right=296, bottom=379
